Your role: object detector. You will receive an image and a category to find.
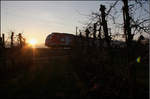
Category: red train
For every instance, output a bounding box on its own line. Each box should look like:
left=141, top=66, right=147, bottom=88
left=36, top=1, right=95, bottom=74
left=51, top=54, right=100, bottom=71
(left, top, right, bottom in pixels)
left=45, top=32, right=75, bottom=48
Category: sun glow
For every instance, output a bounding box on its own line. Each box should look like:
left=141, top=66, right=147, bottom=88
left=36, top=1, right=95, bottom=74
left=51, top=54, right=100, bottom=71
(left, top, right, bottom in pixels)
left=28, top=38, right=37, bottom=47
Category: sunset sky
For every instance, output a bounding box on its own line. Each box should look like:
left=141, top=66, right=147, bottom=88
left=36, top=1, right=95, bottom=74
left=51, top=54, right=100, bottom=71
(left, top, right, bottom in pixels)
left=1, top=1, right=149, bottom=47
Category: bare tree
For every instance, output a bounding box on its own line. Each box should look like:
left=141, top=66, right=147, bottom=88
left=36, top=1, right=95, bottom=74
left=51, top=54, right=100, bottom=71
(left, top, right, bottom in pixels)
left=123, top=0, right=150, bottom=45
left=100, top=5, right=111, bottom=47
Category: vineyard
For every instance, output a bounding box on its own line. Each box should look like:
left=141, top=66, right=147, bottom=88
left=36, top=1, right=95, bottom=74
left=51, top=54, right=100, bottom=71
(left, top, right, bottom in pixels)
left=0, top=41, right=149, bottom=99
left=0, top=0, right=149, bottom=99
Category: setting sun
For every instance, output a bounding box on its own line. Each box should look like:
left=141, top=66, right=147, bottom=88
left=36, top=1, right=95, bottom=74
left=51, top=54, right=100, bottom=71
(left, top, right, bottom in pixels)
left=28, top=38, right=37, bottom=46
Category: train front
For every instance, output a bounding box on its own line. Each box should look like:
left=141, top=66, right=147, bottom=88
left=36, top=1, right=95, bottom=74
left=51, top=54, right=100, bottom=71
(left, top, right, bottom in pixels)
left=45, top=32, right=75, bottom=48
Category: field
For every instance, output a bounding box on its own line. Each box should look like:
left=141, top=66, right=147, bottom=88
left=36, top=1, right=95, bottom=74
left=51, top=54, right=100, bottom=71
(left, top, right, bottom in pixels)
left=0, top=46, right=149, bottom=99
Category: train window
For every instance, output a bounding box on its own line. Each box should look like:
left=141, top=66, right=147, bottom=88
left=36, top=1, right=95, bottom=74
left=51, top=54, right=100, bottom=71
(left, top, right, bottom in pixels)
left=61, top=38, right=65, bottom=42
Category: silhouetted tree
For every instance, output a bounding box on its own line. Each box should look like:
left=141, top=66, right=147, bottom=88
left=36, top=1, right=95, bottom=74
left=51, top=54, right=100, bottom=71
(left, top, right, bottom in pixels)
left=100, top=5, right=111, bottom=47
left=79, top=30, right=82, bottom=37
left=85, top=28, right=90, bottom=40
left=93, top=23, right=97, bottom=39
left=0, top=37, right=2, bottom=48
left=2, top=34, right=5, bottom=48
left=11, top=32, right=14, bottom=48
left=122, top=0, right=133, bottom=46
left=17, top=33, right=26, bottom=48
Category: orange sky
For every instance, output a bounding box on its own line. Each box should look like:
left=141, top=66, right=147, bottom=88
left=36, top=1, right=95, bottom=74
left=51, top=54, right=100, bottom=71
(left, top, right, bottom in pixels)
left=1, top=1, right=149, bottom=47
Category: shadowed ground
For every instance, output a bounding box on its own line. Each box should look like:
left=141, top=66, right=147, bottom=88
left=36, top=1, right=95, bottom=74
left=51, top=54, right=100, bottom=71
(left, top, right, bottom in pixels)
left=0, top=47, right=149, bottom=99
